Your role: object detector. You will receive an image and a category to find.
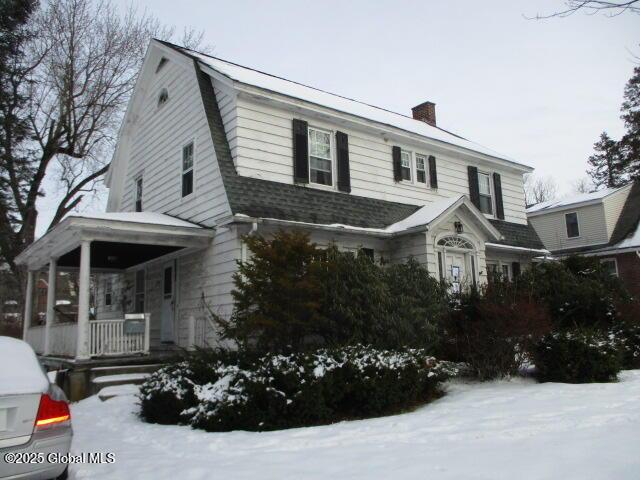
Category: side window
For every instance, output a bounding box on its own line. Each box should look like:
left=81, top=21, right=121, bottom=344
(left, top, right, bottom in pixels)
left=478, top=172, right=493, bottom=215
left=565, top=212, right=580, bottom=238
left=104, top=279, right=112, bottom=307
left=182, top=142, right=194, bottom=197
left=415, top=154, right=427, bottom=184
left=400, top=150, right=412, bottom=181
left=135, top=177, right=143, bottom=212
left=308, top=127, right=332, bottom=186
left=135, top=270, right=145, bottom=313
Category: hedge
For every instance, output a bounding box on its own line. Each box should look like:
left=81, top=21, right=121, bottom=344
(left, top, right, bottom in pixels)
left=139, top=346, right=460, bottom=432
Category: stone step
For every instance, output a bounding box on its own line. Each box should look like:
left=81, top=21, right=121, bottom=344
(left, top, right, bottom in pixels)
left=98, top=384, right=140, bottom=402
left=92, top=372, right=150, bottom=387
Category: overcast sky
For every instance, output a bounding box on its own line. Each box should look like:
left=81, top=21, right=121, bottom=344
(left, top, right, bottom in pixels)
left=37, top=0, right=639, bottom=235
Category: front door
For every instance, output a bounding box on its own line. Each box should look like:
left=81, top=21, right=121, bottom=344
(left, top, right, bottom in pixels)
left=445, top=253, right=465, bottom=293
left=161, top=262, right=175, bottom=343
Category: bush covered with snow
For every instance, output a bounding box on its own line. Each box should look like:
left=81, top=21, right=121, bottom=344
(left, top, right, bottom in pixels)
left=610, top=323, right=640, bottom=369
left=139, top=346, right=459, bottom=431
left=533, top=331, right=622, bottom=383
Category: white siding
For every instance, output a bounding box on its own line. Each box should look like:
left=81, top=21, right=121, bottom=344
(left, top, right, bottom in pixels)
left=232, top=96, right=528, bottom=224
left=603, top=185, right=632, bottom=238
left=528, top=203, right=609, bottom=252
left=119, top=58, right=230, bottom=226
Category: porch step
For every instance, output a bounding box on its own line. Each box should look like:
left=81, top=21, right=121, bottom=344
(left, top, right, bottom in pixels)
left=90, top=364, right=161, bottom=396
left=98, top=384, right=140, bottom=402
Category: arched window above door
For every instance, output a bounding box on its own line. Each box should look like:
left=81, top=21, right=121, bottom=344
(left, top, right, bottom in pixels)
left=437, top=236, right=473, bottom=250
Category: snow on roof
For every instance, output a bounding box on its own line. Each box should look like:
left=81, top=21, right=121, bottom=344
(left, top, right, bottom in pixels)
left=0, top=336, right=49, bottom=396
left=527, top=186, right=621, bottom=214
left=614, top=223, right=640, bottom=249
left=67, top=212, right=202, bottom=229
left=385, top=195, right=463, bottom=233
left=178, top=46, right=524, bottom=166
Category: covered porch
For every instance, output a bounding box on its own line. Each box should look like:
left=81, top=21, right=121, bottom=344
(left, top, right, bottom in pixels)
left=16, top=213, right=215, bottom=361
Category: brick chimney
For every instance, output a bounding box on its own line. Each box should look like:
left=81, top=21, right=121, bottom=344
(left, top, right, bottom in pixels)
left=411, top=101, right=436, bottom=126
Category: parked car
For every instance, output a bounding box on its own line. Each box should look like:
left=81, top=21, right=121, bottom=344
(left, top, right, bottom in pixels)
left=0, top=336, right=72, bottom=480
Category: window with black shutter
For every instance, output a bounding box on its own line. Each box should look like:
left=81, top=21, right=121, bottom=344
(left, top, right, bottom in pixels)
left=292, top=119, right=309, bottom=183
left=336, top=131, right=351, bottom=192
left=493, top=172, right=504, bottom=220
left=428, top=155, right=438, bottom=189
left=392, top=146, right=402, bottom=182
left=468, top=166, right=481, bottom=209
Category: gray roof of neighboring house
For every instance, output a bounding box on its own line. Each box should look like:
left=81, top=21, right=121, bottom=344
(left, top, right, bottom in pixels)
left=176, top=43, right=545, bottom=250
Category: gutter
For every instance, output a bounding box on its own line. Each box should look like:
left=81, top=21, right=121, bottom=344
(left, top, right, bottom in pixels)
left=485, top=242, right=550, bottom=255
left=231, top=215, right=429, bottom=238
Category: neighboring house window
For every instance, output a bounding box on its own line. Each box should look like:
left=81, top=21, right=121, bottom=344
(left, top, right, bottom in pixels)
left=104, top=279, right=112, bottom=307
left=416, top=154, right=427, bottom=184
left=308, top=127, right=332, bottom=186
left=158, top=88, right=169, bottom=107
left=400, top=150, right=412, bottom=181
left=478, top=172, right=493, bottom=215
left=135, top=177, right=143, bottom=212
left=600, top=258, right=618, bottom=277
left=182, top=142, right=194, bottom=197
left=135, top=269, right=145, bottom=313
left=565, top=212, right=580, bottom=238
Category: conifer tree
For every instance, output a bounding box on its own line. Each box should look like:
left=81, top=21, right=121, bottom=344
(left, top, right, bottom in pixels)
left=620, top=65, right=640, bottom=180
left=587, top=132, right=626, bottom=188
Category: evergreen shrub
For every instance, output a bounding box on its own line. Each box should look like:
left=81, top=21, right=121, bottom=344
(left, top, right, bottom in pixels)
left=139, top=346, right=460, bottom=432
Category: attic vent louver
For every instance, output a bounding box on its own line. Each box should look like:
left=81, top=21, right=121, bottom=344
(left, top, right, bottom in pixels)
left=156, top=57, right=168, bottom=73
left=158, top=88, right=169, bottom=107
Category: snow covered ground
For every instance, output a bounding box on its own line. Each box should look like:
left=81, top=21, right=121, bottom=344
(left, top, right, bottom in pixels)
left=68, top=370, right=640, bottom=480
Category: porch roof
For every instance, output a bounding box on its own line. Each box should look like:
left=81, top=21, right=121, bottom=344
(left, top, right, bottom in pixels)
left=16, top=212, right=215, bottom=271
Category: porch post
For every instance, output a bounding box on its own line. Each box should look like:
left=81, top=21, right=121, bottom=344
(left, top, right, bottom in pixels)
left=76, top=240, right=91, bottom=360
left=44, top=259, right=57, bottom=355
left=22, top=270, right=34, bottom=340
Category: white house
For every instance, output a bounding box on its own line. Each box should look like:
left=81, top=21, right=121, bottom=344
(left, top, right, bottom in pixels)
left=527, top=180, right=640, bottom=298
left=16, top=39, right=546, bottom=371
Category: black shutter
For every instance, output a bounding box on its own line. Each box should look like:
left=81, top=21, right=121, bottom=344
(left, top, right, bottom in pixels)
left=292, top=119, right=309, bottom=183
left=392, top=146, right=402, bottom=182
left=467, top=166, right=480, bottom=209
left=493, top=172, right=505, bottom=220
left=336, top=131, right=351, bottom=193
left=428, top=155, right=438, bottom=189
left=512, top=262, right=521, bottom=278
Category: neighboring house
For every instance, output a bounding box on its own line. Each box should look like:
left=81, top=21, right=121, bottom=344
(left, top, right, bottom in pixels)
left=527, top=180, right=640, bottom=298
left=15, top=39, right=545, bottom=371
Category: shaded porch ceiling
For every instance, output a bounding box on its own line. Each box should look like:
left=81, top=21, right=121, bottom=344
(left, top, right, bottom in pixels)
left=57, top=241, right=184, bottom=270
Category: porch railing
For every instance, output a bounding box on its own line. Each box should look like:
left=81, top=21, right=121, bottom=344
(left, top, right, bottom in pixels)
left=89, top=314, right=150, bottom=357
left=25, top=323, right=77, bottom=357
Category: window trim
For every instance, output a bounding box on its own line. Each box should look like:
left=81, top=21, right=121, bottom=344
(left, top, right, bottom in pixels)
left=600, top=258, right=618, bottom=277
left=135, top=176, right=143, bottom=212
left=565, top=212, right=580, bottom=239
left=477, top=171, right=494, bottom=216
left=307, top=126, right=334, bottom=188
left=181, top=139, right=196, bottom=199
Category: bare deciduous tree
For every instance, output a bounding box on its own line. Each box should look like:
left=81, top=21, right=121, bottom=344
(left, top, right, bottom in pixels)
left=524, top=174, right=559, bottom=206
left=0, top=0, right=209, bottom=297
left=529, top=1, right=640, bottom=19
left=571, top=177, right=595, bottom=194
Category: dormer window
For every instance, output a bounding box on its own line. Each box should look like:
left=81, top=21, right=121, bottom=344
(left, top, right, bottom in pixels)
left=308, top=127, right=332, bottom=186
left=400, top=150, right=412, bottom=181
left=158, top=88, right=169, bottom=108
left=477, top=172, right=493, bottom=215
